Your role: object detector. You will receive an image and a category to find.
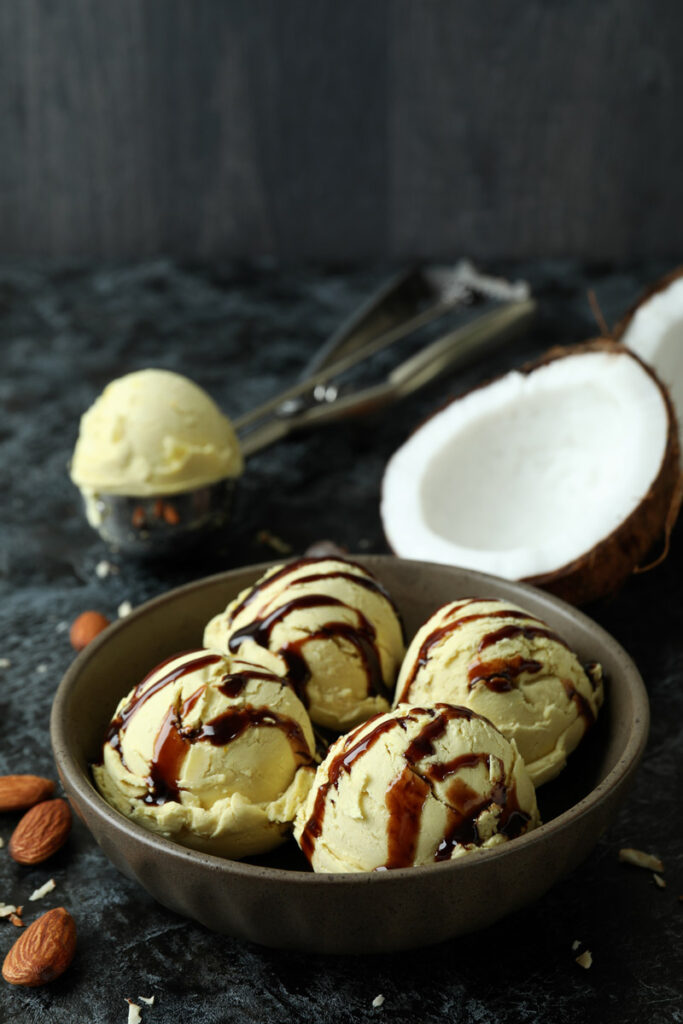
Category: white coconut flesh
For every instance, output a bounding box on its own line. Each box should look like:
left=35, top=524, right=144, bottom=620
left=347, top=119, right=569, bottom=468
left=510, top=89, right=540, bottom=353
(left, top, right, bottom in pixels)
left=620, top=276, right=683, bottom=451
left=381, top=349, right=669, bottom=581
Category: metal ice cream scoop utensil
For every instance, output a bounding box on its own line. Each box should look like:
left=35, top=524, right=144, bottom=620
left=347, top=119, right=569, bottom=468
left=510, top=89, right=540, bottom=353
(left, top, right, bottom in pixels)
left=85, top=263, right=535, bottom=556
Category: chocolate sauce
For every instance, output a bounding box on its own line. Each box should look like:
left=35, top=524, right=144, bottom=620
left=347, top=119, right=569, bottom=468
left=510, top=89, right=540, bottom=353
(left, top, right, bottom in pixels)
left=105, top=649, right=313, bottom=806
left=144, top=704, right=189, bottom=804
left=143, top=699, right=314, bottom=806
left=467, top=654, right=543, bottom=693
left=403, top=704, right=475, bottom=763
left=228, top=593, right=389, bottom=705
left=395, top=604, right=545, bottom=703
left=192, top=707, right=312, bottom=758
left=384, top=767, right=431, bottom=869
left=561, top=678, right=596, bottom=729
left=435, top=778, right=489, bottom=853
left=227, top=557, right=403, bottom=627
left=427, top=750, right=489, bottom=782
left=292, top=568, right=403, bottom=626
left=300, top=703, right=530, bottom=869
left=434, top=750, right=530, bottom=858
left=298, top=714, right=403, bottom=862
left=477, top=622, right=569, bottom=653
left=106, top=651, right=221, bottom=762
left=218, top=666, right=287, bottom=699
left=228, top=558, right=322, bottom=621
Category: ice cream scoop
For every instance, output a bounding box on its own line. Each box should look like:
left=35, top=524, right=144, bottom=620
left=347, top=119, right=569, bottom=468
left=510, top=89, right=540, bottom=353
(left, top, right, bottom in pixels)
left=92, top=647, right=317, bottom=859
left=205, top=557, right=406, bottom=732
left=394, top=598, right=604, bottom=786
left=69, top=283, right=534, bottom=556
left=293, top=702, right=540, bottom=872
left=71, top=368, right=243, bottom=496
left=71, top=369, right=244, bottom=553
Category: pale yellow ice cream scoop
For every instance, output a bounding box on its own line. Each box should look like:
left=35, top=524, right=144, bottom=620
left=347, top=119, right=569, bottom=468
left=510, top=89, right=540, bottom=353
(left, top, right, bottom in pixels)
left=92, top=647, right=316, bottom=859
left=394, top=598, right=604, bottom=786
left=71, top=368, right=243, bottom=497
left=294, top=702, right=540, bottom=872
left=204, top=557, right=406, bottom=732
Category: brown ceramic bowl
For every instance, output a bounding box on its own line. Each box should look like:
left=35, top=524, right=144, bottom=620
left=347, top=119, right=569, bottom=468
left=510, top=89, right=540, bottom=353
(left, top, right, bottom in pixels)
left=51, top=556, right=648, bottom=954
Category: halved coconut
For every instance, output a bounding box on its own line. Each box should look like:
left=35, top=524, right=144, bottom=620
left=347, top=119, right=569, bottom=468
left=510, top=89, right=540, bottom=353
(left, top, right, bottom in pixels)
left=615, top=268, right=683, bottom=454
left=381, top=342, right=681, bottom=605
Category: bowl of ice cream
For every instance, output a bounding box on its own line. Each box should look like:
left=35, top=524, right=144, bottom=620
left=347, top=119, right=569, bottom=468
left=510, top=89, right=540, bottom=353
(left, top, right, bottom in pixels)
left=51, top=556, right=648, bottom=954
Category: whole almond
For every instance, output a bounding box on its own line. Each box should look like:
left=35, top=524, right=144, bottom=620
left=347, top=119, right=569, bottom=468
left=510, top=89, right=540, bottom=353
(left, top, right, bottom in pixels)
left=0, top=775, right=55, bottom=812
left=2, top=907, right=76, bottom=986
left=9, top=799, right=72, bottom=865
left=69, top=610, right=110, bottom=651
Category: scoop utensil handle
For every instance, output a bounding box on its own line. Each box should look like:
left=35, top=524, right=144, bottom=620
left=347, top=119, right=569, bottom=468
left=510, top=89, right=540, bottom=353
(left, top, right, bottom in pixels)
left=239, top=299, right=535, bottom=458
left=235, top=263, right=530, bottom=434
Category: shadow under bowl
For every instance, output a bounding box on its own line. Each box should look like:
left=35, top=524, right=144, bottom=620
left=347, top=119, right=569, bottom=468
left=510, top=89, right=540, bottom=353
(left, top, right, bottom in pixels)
left=50, top=556, right=649, bottom=954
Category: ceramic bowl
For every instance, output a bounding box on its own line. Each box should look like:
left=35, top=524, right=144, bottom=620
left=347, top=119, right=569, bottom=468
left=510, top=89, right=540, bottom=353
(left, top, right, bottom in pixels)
left=51, top=557, right=648, bottom=954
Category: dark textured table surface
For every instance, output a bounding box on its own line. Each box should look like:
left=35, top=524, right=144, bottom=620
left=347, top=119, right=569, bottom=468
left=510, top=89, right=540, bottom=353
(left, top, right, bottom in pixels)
left=1, top=261, right=681, bottom=1023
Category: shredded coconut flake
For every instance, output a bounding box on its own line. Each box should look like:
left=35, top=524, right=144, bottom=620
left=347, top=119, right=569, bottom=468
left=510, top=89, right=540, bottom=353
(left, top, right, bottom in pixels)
left=0, top=904, right=17, bottom=918
left=36, top=663, right=48, bottom=674
left=29, top=879, right=56, bottom=901
left=619, top=848, right=664, bottom=873
left=372, top=994, right=385, bottom=1008
left=126, top=1000, right=142, bottom=1024
left=653, top=873, right=667, bottom=889
left=139, top=995, right=155, bottom=1006
left=571, top=939, right=581, bottom=951
left=0, top=658, right=10, bottom=670
left=96, top=560, right=116, bottom=579
left=575, top=950, right=593, bottom=969
left=118, top=600, right=133, bottom=618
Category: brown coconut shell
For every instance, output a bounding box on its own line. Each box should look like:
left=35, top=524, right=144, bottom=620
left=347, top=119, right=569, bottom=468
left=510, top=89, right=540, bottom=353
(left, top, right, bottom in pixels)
left=520, top=340, right=682, bottom=605
left=613, top=266, right=683, bottom=340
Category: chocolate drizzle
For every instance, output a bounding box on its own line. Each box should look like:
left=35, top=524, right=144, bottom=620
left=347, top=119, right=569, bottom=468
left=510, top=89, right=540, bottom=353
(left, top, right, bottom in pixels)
left=298, top=714, right=404, bottom=862
left=228, top=584, right=391, bottom=705
left=384, top=767, right=431, bottom=869
left=467, top=654, right=543, bottom=693
left=143, top=703, right=314, bottom=806
left=104, top=650, right=313, bottom=806
left=396, top=602, right=548, bottom=703
left=144, top=687, right=204, bottom=804
left=218, top=665, right=289, bottom=699
left=105, top=651, right=221, bottom=762
left=299, top=703, right=530, bottom=869
left=433, top=752, right=529, bottom=859
left=476, top=622, right=569, bottom=653
left=228, top=557, right=403, bottom=629
left=561, top=678, right=596, bottom=729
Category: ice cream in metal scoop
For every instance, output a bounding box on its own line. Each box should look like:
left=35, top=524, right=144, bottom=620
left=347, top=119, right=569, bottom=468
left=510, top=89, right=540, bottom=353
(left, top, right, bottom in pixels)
left=70, top=369, right=244, bottom=554
left=70, top=268, right=534, bottom=555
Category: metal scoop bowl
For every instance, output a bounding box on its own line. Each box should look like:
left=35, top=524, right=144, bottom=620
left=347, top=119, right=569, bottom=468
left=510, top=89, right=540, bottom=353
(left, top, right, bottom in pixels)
left=80, top=479, right=238, bottom=557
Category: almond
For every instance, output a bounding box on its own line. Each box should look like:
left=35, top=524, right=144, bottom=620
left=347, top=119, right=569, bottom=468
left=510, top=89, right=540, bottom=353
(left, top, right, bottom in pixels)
left=69, top=610, right=110, bottom=651
left=9, top=799, right=72, bottom=865
left=2, top=907, right=76, bottom=986
left=0, top=775, right=55, bottom=812
left=162, top=502, right=180, bottom=525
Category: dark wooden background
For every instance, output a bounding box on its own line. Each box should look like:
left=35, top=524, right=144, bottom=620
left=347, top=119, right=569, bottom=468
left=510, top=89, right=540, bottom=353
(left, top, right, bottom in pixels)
left=1, top=0, right=681, bottom=263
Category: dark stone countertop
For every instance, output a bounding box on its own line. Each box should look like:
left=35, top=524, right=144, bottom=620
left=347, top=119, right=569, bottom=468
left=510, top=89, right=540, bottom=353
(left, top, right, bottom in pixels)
left=0, top=260, right=681, bottom=1023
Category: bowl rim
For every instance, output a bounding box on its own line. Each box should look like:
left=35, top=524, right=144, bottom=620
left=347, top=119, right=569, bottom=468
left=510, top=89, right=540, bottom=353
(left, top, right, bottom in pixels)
left=50, top=555, right=650, bottom=887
